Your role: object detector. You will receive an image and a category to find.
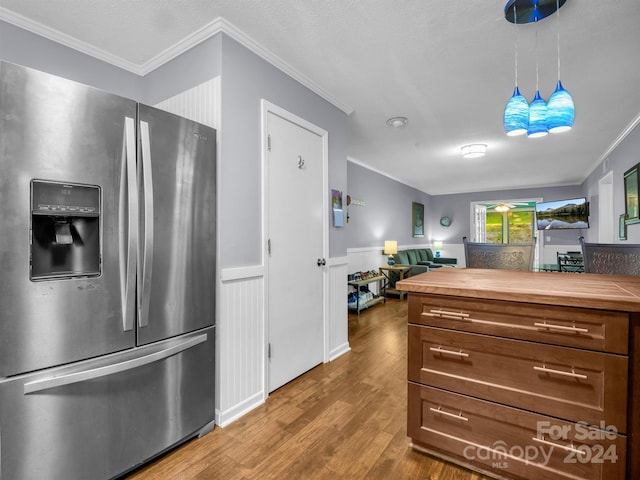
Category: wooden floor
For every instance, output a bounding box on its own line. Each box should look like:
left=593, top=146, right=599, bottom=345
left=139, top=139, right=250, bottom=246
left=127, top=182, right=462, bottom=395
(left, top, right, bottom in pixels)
left=125, top=298, right=488, bottom=480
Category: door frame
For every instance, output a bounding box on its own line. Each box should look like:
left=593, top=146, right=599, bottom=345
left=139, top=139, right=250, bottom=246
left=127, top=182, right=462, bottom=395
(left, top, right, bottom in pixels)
left=260, top=100, right=329, bottom=399
left=598, top=171, right=614, bottom=242
left=470, top=197, right=542, bottom=266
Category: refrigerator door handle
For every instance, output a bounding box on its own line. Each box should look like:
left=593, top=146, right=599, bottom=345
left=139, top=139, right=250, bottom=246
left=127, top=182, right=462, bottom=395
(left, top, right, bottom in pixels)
left=121, top=116, right=138, bottom=332
left=138, top=120, right=154, bottom=328
left=24, top=333, right=208, bottom=394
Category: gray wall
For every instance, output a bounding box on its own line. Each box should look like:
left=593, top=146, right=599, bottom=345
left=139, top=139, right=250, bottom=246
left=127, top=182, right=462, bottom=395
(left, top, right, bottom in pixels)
left=0, top=20, right=142, bottom=100
left=219, top=35, right=348, bottom=267
left=0, top=19, right=221, bottom=105
left=142, top=35, right=222, bottom=105
left=582, top=123, right=640, bottom=243
left=430, top=185, right=585, bottom=246
left=346, top=161, right=431, bottom=248
left=347, top=159, right=584, bottom=248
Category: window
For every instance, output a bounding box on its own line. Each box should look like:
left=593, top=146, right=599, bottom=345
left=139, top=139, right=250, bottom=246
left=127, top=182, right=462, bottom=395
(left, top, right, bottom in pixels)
left=471, top=199, right=541, bottom=266
left=486, top=208, right=534, bottom=244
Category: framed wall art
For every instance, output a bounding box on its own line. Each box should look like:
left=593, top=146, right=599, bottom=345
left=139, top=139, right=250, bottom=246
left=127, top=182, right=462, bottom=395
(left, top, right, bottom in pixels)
left=619, top=214, right=627, bottom=240
left=624, top=164, right=640, bottom=224
left=412, top=202, right=424, bottom=237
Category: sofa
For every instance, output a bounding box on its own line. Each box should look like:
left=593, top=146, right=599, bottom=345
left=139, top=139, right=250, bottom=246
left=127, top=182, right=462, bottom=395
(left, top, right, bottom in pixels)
left=386, top=248, right=458, bottom=288
left=393, top=248, right=457, bottom=273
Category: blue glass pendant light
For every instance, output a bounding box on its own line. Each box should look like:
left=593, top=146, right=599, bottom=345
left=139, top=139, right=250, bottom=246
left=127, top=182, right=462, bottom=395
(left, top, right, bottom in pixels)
left=504, top=0, right=571, bottom=137
left=547, top=80, right=574, bottom=132
left=528, top=90, right=548, bottom=137
left=546, top=0, right=574, bottom=132
left=527, top=18, right=548, bottom=138
left=504, top=87, right=529, bottom=136
left=504, top=3, right=528, bottom=136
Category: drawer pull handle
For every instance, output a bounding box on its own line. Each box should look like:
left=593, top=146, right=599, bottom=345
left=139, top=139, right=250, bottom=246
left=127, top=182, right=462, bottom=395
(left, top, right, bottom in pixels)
left=426, top=309, right=470, bottom=320
left=534, top=322, right=589, bottom=334
left=532, top=436, right=588, bottom=456
left=430, top=406, right=469, bottom=422
left=430, top=346, right=470, bottom=358
left=533, top=365, right=587, bottom=379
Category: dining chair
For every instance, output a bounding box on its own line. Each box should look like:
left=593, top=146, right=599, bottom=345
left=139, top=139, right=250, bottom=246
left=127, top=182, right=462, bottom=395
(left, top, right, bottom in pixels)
left=463, top=236, right=535, bottom=271
left=579, top=236, right=640, bottom=275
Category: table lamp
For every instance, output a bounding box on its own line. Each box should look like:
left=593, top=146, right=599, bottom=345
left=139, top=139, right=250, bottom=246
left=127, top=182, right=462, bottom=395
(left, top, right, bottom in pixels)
left=383, top=241, right=398, bottom=265
left=433, top=241, right=443, bottom=258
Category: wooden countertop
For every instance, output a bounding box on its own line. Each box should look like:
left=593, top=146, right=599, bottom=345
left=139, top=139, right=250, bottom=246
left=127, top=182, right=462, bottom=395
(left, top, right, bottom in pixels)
left=396, top=268, right=640, bottom=312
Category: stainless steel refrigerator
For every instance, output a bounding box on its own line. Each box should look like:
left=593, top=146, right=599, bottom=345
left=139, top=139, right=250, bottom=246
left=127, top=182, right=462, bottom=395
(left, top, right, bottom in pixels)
left=0, top=62, right=216, bottom=480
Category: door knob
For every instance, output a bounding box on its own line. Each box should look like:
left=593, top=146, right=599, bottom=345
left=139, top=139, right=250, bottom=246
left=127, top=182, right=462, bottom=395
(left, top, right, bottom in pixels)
left=317, top=258, right=326, bottom=266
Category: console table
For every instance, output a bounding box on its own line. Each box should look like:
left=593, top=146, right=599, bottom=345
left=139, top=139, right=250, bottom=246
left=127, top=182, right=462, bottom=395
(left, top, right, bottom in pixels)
left=397, top=268, right=640, bottom=480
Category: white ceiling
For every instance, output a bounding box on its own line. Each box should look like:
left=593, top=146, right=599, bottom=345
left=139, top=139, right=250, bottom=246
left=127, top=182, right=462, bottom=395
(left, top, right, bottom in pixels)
left=1, top=0, right=639, bottom=195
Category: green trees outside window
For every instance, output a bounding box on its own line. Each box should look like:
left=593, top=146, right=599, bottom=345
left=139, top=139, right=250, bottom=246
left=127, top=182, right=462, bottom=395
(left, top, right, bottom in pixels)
left=486, top=210, right=534, bottom=244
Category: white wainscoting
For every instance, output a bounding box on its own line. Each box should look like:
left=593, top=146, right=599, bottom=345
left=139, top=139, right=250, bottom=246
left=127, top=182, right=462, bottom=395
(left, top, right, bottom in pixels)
left=154, top=77, right=220, bottom=129
left=217, top=259, right=350, bottom=427
left=439, top=244, right=465, bottom=267
left=217, top=267, right=266, bottom=427
left=327, top=257, right=350, bottom=361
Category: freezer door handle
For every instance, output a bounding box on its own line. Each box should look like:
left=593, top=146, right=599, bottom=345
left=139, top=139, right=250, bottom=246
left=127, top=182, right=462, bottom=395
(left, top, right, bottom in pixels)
left=138, top=120, right=154, bottom=328
left=121, top=116, right=138, bottom=332
left=23, top=333, right=208, bottom=394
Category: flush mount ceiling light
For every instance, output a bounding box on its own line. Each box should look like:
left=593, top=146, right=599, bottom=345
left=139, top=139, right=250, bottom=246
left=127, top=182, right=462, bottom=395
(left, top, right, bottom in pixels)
left=460, top=144, right=487, bottom=159
left=386, top=116, right=408, bottom=128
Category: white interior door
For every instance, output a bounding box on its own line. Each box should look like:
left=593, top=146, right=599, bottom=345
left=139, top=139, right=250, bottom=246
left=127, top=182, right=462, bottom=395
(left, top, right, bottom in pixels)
left=265, top=105, right=326, bottom=392
left=599, top=171, right=614, bottom=242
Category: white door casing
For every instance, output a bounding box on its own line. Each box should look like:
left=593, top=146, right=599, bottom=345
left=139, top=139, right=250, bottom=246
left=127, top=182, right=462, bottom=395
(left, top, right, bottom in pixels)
left=470, top=198, right=542, bottom=266
left=471, top=203, right=487, bottom=242
left=262, top=101, right=328, bottom=393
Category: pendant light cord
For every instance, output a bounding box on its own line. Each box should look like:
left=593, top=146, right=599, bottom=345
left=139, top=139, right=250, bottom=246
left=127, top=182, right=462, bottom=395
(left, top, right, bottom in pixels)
left=535, top=20, right=539, bottom=92
left=556, top=0, right=561, bottom=81
left=513, top=4, right=518, bottom=87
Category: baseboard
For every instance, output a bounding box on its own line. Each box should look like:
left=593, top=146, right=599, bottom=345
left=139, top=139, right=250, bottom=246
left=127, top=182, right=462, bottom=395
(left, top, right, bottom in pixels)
left=329, top=342, right=350, bottom=361
left=215, top=392, right=265, bottom=427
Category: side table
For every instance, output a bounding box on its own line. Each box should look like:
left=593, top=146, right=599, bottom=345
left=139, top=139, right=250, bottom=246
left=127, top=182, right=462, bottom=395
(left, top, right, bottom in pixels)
left=379, top=265, right=412, bottom=301
left=348, top=275, right=386, bottom=315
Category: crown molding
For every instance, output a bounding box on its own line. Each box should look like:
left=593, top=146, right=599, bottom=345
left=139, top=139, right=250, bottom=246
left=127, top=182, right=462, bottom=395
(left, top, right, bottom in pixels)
left=347, top=156, right=429, bottom=195
left=206, top=18, right=353, bottom=114
left=0, top=7, right=143, bottom=73
left=585, top=110, right=640, bottom=181
left=0, top=9, right=353, bottom=114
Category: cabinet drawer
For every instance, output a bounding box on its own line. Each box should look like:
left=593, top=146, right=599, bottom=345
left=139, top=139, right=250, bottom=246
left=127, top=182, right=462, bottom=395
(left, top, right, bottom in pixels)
left=408, top=294, right=628, bottom=354
left=408, top=384, right=626, bottom=480
left=408, top=326, right=628, bottom=430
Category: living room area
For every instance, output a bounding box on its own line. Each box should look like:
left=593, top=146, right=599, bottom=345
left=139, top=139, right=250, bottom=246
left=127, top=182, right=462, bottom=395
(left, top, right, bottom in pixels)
left=345, top=106, right=640, bottom=287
